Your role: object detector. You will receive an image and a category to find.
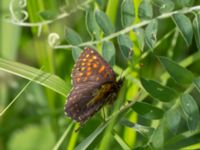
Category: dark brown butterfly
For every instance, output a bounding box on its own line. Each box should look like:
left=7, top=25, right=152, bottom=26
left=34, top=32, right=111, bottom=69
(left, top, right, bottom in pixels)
left=65, top=47, right=123, bottom=124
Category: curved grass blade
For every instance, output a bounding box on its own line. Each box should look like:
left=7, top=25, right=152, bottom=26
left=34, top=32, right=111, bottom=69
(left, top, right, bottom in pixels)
left=112, top=130, right=132, bottom=150
left=0, top=78, right=33, bottom=116
left=53, top=122, right=73, bottom=150
left=0, top=58, right=69, bottom=97
left=74, top=122, right=109, bottom=150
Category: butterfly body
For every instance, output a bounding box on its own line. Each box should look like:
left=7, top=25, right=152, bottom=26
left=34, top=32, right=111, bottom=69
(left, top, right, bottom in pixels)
left=65, top=47, right=123, bottom=124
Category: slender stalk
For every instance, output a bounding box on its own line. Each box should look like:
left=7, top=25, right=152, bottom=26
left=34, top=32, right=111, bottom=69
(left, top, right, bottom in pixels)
left=54, top=5, right=200, bottom=50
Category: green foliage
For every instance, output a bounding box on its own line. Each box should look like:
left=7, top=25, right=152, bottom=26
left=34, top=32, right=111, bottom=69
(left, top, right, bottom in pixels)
left=121, top=0, right=135, bottom=27
left=102, top=41, right=116, bottom=66
left=1, top=0, right=200, bottom=150
left=172, top=13, right=193, bottom=46
left=95, top=9, right=115, bottom=35
left=138, top=0, right=153, bottom=20
left=145, top=19, right=158, bottom=49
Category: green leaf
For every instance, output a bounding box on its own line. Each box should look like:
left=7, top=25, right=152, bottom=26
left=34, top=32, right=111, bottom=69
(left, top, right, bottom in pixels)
left=172, top=14, right=193, bottom=46
left=174, top=0, right=193, bottom=7
left=121, top=0, right=135, bottom=27
left=72, top=47, right=83, bottom=61
left=159, top=0, right=175, bottom=13
left=138, top=0, right=153, bottom=20
left=120, top=119, right=154, bottom=137
left=159, top=56, right=195, bottom=84
left=165, top=108, right=181, bottom=133
left=135, top=28, right=145, bottom=51
left=132, top=102, right=164, bottom=120
left=0, top=58, right=68, bottom=97
left=145, top=19, right=158, bottom=49
left=181, top=94, right=200, bottom=131
left=85, top=8, right=100, bottom=39
left=74, top=122, right=108, bottom=150
left=118, top=34, right=133, bottom=59
left=194, top=77, right=200, bottom=91
left=193, top=14, right=200, bottom=50
left=141, top=78, right=178, bottom=102
left=39, top=10, right=58, bottom=20
left=64, top=27, right=82, bottom=45
left=102, top=41, right=115, bottom=66
left=95, top=10, right=115, bottom=35
left=151, top=125, right=164, bottom=149
left=112, top=130, right=132, bottom=150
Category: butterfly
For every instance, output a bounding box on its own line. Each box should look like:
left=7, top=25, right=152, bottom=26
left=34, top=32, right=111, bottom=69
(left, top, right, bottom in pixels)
left=65, top=47, right=123, bottom=124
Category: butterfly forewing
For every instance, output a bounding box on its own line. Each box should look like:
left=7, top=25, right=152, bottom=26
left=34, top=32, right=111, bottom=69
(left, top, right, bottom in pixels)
left=72, top=47, right=116, bottom=86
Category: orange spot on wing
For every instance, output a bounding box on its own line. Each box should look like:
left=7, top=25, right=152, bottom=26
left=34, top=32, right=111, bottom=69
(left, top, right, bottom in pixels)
left=81, top=62, right=85, bottom=66
left=93, top=56, right=97, bottom=59
left=86, top=72, right=91, bottom=77
left=87, top=67, right=91, bottom=71
left=81, top=67, right=85, bottom=71
left=98, top=65, right=105, bottom=73
left=86, top=54, right=90, bottom=58
left=93, top=63, right=98, bottom=68
left=96, top=77, right=100, bottom=81
left=79, top=72, right=83, bottom=76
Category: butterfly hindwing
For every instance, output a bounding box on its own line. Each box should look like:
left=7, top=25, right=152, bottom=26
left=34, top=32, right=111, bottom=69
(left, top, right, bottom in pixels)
left=66, top=81, right=118, bottom=123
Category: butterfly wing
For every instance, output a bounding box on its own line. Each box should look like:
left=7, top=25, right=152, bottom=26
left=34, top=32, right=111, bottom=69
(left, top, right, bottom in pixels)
left=71, top=47, right=116, bottom=86
left=65, top=82, right=118, bottom=123
left=65, top=47, right=118, bottom=123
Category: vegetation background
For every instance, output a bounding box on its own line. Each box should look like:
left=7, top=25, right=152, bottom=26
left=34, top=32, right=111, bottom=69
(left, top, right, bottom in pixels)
left=1, top=0, right=200, bottom=150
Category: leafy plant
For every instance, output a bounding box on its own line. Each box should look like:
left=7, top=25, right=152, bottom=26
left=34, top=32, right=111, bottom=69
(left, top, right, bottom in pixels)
left=1, top=0, right=200, bottom=150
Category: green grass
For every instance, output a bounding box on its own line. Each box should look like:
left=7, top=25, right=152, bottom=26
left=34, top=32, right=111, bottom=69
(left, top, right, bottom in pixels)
left=1, top=0, right=200, bottom=150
